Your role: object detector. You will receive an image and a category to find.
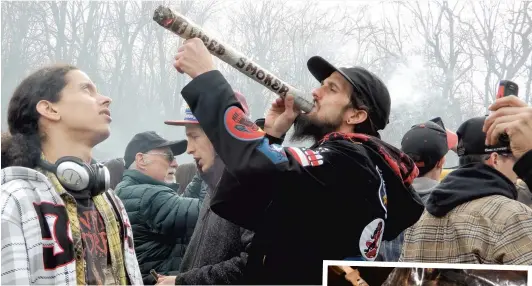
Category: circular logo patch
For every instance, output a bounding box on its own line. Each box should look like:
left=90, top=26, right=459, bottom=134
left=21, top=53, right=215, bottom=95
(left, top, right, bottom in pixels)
left=224, top=106, right=265, bottom=141
left=359, top=218, right=385, bottom=261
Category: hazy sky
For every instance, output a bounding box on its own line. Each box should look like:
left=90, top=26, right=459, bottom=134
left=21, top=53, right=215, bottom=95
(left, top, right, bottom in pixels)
left=2, top=0, right=529, bottom=167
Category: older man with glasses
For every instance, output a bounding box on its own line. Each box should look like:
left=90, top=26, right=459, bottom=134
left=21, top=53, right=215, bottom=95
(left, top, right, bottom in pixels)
left=115, top=131, right=203, bottom=285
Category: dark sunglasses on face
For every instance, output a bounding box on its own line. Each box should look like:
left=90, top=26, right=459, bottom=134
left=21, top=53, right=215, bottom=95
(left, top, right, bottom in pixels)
left=144, top=152, right=175, bottom=163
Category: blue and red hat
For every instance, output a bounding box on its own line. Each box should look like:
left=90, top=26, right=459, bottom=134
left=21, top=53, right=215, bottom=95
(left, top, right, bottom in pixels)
left=165, top=91, right=250, bottom=126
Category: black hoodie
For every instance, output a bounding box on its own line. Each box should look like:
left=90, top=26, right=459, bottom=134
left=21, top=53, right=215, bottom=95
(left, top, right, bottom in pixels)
left=180, top=70, right=424, bottom=285
left=426, top=163, right=517, bottom=217
left=514, top=150, right=532, bottom=191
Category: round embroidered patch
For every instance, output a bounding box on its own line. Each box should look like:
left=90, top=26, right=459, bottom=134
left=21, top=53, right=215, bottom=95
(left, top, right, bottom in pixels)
left=224, top=106, right=265, bottom=141
left=359, top=218, right=385, bottom=261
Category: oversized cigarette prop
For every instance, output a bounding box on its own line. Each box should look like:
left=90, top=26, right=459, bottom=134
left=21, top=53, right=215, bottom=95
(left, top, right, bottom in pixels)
left=152, top=6, right=315, bottom=113
left=329, top=266, right=368, bottom=286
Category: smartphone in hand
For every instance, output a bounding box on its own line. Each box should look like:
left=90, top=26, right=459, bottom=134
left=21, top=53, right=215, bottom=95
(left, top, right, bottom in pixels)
left=495, top=80, right=519, bottom=145
left=496, top=80, right=519, bottom=99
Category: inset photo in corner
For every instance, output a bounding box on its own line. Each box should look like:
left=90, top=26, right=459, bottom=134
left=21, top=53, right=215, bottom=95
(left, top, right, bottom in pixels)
left=324, top=261, right=530, bottom=286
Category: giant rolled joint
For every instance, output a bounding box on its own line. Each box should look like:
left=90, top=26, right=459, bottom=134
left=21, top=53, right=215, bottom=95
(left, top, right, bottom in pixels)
left=152, top=5, right=315, bottom=113
left=329, top=266, right=368, bottom=286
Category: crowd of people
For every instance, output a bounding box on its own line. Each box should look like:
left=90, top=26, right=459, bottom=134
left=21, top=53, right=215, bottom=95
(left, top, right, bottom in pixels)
left=1, top=37, right=531, bottom=285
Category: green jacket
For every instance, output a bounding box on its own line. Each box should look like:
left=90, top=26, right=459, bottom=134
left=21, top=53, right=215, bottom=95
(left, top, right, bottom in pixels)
left=115, top=170, right=202, bottom=284
left=183, top=174, right=207, bottom=202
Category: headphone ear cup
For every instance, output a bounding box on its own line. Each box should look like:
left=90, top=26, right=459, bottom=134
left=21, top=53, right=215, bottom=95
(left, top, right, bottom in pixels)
left=55, top=157, right=91, bottom=191
left=92, top=163, right=110, bottom=192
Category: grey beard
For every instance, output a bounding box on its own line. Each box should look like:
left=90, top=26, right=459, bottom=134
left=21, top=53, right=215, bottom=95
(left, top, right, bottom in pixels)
left=164, top=177, right=176, bottom=184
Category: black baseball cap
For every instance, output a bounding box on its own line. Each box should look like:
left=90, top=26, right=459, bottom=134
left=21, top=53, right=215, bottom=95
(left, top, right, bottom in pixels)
left=124, top=131, right=187, bottom=168
left=401, top=119, right=449, bottom=176
left=456, top=116, right=511, bottom=157
left=307, top=56, right=391, bottom=131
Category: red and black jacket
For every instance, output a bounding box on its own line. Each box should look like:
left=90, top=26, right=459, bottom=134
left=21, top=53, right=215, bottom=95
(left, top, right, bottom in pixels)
left=181, top=70, right=423, bottom=285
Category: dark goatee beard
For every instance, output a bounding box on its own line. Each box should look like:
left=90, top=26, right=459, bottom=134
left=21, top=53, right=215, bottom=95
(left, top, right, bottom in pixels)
left=290, top=114, right=341, bottom=144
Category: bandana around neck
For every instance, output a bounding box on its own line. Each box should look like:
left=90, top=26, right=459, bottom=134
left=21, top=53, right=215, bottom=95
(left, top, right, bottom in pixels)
left=319, top=132, right=419, bottom=187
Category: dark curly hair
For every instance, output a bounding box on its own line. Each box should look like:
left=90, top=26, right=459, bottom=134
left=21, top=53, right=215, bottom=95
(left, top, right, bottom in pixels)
left=349, top=90, right=379, bottom=138
left=3, top=64, right=78, bottom=169
left=1, top=131, right=13, bottom=168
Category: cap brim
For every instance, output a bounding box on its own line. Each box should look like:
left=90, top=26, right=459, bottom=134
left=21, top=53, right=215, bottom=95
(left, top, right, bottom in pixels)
left=307, top=56, right=362, bottom=98
left=155, top=140, right=187, bottom=156
left=307, top=56, right=340, bottom=83
left=164, top=120, right=199, bottom=126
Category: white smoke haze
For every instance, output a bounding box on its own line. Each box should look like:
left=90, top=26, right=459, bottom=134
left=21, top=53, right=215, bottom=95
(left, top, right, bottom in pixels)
left=381, top=55, right=462, bottom=167
left=386, top=55, right=427, bottom=109
left=1, top=0, right=530, bottom=166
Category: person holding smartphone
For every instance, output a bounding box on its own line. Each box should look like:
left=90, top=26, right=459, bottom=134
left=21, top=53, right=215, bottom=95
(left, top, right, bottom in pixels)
left=401, top=95, right=532, bottom=265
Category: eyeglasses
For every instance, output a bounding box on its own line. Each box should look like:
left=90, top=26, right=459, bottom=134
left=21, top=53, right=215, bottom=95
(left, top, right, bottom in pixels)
left=144, top=152, right=175, bottom=163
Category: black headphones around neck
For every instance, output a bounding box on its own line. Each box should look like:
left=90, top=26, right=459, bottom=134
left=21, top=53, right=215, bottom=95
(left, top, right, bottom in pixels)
left=39, top=156, right=110, bottom=196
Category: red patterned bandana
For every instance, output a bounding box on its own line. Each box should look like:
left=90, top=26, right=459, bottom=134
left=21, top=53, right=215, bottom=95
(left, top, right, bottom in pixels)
left=319, top=132, right=419, bottom=187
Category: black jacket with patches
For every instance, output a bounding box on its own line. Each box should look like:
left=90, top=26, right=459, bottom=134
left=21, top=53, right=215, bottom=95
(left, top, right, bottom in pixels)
left=181, top=70, right=424, bottom=285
